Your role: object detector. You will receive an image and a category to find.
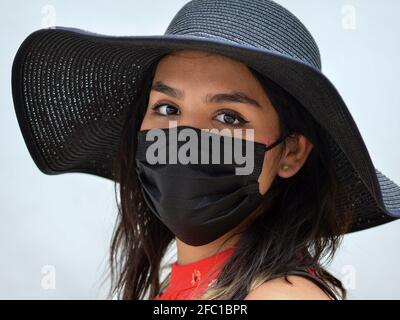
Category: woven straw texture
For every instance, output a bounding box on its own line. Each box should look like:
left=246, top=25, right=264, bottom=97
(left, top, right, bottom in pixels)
left=11, top=0, right=400, bottom=233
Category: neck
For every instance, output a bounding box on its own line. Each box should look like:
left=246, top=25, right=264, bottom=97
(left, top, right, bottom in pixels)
left=175, top=204, right=262, bottom=265
left=175, top=231, right=241, bottom=265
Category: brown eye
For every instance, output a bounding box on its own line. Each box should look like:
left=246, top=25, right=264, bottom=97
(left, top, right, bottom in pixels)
left=216, top=113, right=240, bottom=125
left=214, top=110, right=249, bottom=127
left=152, top=103, right=180, bottom=116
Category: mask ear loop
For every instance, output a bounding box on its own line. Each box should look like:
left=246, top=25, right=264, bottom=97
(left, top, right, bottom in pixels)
left=264, top=132, right=292, bottom=152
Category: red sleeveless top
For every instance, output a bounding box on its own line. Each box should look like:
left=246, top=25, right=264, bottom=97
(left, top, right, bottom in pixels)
left=153, top=246, right=330, bottom=300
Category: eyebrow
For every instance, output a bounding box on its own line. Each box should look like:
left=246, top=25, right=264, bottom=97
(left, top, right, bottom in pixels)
left=151, top=81, right=262, bottom=108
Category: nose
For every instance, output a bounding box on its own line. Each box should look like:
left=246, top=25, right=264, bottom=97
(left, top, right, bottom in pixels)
left=168, top=109, right=211, bottom=130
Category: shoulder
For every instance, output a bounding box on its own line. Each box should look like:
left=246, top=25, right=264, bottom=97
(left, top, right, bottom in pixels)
left=244, top=275, right=333, bottom=300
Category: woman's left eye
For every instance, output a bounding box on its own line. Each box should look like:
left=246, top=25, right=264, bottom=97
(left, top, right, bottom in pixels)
left=214, top=111, right=249, bottom=127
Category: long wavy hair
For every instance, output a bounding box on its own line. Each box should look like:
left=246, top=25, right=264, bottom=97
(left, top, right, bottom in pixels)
left=107, top=53, right=353, bottom=300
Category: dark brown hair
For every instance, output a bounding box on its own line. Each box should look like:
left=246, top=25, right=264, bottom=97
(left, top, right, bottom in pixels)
left=107, top=53, right=352, bottom=300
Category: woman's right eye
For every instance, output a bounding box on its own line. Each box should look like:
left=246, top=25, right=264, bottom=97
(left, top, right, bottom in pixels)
left=151, top=103, right=180, bottom=116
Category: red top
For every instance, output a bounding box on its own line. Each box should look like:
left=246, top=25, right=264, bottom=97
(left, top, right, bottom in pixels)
left=154, top=247, right=236, bottom=300
left=153, top=246, right=321, bottom=300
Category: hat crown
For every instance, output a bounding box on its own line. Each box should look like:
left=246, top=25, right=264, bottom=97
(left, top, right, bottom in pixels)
left=165, top=0, right=321, bottom=70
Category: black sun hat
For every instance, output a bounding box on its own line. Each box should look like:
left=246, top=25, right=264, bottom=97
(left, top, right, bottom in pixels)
left=11, top=0, right=400, bottom=233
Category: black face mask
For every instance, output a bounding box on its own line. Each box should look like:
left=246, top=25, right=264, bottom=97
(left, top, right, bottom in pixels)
left=135, top=125, right=287, bottom=246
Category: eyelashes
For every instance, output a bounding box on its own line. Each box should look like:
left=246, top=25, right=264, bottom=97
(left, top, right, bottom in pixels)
left=214, top=109, right=250, bottom=127
left=151, top=103, right=250, bottom=128
left=151, top=103, right=180, bottom=116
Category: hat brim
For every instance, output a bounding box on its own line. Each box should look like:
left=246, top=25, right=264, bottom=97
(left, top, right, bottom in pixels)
left=11, top=26, right=400, bottom=233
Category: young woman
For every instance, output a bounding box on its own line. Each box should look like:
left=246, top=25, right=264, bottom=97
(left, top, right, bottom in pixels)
left=111, top=49, right=347, bottom=300
left=12, top=0, right=400, bottom=300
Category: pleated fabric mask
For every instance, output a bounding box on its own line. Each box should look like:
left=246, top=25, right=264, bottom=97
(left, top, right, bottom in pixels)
left=135, top=125, right=287, bottom=246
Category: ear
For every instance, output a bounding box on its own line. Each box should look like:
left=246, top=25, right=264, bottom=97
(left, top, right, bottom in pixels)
left=277, top=134, right=314, bottom=178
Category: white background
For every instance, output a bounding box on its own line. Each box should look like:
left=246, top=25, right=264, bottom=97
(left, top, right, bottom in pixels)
left=0, top=0, right=399, bottom=299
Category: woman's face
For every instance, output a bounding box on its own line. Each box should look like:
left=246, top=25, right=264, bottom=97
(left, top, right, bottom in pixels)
left=140, top=50, right=313, bottom=194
